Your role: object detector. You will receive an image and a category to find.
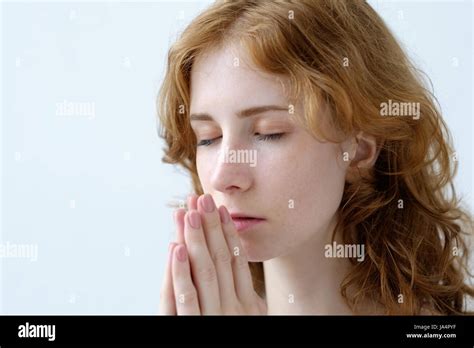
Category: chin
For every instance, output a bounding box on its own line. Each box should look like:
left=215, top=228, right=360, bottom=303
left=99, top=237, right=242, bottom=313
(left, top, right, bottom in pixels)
left=240, top=239, right=282, bottom=262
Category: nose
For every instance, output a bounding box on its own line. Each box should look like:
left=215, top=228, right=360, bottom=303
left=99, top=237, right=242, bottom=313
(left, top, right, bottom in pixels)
left=210, top=137, right=255, bottom=194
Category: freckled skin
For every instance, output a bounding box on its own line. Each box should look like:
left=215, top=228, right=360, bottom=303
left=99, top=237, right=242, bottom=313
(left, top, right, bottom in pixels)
left=190, top=43, right=351, bottom=262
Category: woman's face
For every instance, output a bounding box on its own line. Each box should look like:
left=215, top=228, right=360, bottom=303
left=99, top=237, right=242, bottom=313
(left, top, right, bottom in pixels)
left=189, top=44, right=350, bottom=262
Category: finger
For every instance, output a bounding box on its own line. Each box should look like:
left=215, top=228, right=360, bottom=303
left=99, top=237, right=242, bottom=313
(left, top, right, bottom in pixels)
left=172, top=244, right=200, bottom=315
left=187, top=194, right=198, bottom=211
left=218, top=205, right=256, bottom=307
left=197, top=194, right=238, bottom=309
left=159, top=242, right=177, bottom=315
left=174, top=209, right=186, bottom=244
left=184, top=210, right=221, bottom=314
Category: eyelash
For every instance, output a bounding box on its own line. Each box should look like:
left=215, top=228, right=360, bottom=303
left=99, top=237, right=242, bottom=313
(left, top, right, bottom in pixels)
left=197, top=133, right=284, bottom=147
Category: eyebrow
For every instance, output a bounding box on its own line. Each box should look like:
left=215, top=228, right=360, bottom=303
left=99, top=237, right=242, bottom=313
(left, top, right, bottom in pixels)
left=189, top=105, right=289, bottom=121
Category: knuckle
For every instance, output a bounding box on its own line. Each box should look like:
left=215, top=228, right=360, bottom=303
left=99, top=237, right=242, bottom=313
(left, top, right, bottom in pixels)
left=196, top=264, right=217, bottom=283
left=223, top=227, right=236, bottom=241
left=204, top=214, right=221, bottom=230
left=211, top=247, right=231, bottom=265
left=186, top=229, right=205, bottom=245
left=232, top=253, right=248, bottom=270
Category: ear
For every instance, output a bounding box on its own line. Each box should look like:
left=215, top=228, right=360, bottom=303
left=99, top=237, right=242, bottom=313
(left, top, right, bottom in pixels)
left=344, top=131, right=380, bottom=182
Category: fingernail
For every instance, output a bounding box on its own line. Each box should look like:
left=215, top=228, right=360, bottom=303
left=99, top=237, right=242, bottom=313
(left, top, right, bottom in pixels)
left=176, top=245, right=187, bottom=262
left=202, top=194, right=215, bottom=213
left=219, top=206, right=230, bottom=224
left=188, top=211, right=201, bottom=229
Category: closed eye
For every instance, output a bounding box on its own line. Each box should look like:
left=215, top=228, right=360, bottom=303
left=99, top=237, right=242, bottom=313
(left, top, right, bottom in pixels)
left=197, top=136, right=222, bottom=147
left=197, top=133, right=284, bottom=147
left=255, top=133, right=284, bottom=141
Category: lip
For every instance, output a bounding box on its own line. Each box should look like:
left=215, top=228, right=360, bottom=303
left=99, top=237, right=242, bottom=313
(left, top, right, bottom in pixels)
left=229, top=213, right=265, bottom=232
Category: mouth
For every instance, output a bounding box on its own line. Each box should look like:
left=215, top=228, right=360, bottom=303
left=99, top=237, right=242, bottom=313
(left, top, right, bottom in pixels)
left=229, top=213, right=266, bottom=232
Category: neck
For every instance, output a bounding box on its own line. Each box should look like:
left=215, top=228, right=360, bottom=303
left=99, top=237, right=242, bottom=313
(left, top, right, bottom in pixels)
left=262, top=217, right=354, bottom=315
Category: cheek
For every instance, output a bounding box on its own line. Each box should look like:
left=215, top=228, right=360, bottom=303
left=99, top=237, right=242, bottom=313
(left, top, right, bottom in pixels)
left=260, top=140, right=346, bottom=240
left=196, top=150, right=215, bottom=191
left=301, top=143, right=346, bottom=203
left=297, top=143, right=346, bottom=216
left=298, top=155, right=345, bottom=236
left=259, top=139, right=346, bottom=201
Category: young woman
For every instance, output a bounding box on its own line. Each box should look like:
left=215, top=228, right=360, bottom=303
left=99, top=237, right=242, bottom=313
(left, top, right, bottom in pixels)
left=157, top=0, right=473, bottom=315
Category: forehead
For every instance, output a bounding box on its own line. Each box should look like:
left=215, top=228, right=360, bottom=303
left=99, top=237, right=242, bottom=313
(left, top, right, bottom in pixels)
left=190, top=44, right=290, bottom=112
